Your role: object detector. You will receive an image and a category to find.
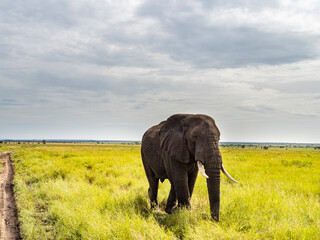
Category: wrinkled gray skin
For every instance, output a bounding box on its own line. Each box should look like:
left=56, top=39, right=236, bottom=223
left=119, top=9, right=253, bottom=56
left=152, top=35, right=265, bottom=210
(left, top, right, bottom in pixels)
left=141, top=114, right=223, bottom=221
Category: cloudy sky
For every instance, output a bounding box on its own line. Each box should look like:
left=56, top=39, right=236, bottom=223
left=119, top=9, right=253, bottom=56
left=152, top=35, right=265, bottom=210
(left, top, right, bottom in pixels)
left=1, top=0, right=320, bottom=143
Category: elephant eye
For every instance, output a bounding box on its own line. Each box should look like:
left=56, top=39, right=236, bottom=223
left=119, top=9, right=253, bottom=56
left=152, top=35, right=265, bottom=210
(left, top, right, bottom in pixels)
left=192, top=133, right=197, bottom=140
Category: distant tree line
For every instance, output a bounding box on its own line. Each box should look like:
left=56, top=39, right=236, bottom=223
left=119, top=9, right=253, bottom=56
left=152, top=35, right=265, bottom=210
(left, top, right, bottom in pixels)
left=0, top=141, right=318, bottom=149
left=219, top=143, right=319, bottom=149
left=0, top=140, right=142, bottom=145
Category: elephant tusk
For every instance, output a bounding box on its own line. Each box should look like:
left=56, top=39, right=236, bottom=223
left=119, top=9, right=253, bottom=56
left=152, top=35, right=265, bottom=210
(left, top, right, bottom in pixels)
left=197, top=161, right=209, bottom=178
left=221, top=164, right=238, bottom=183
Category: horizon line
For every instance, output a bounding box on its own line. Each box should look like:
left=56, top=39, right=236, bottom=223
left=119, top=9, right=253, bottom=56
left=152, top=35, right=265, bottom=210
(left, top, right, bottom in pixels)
left=1, top=139, right=319, bottom=145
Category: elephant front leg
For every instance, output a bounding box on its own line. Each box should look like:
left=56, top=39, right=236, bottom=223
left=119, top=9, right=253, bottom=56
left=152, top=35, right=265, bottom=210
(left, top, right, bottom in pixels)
left=173, top=176, right=191, bottom=209
left=188, top=164, right=198, bottom=199
left=165, top=185, right=177, bottom=214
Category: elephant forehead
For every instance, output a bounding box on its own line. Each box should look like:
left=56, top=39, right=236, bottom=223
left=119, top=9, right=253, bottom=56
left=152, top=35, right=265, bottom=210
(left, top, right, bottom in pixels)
left=195, top=124, right=219, bottom=137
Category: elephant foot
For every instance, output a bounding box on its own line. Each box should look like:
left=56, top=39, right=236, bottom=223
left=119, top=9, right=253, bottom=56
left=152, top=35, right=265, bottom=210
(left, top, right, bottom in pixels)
left=150, top=200, right=159, bottom=210
left=151, top=202, right=159, bottom=210
left=211, top=213, right=219, bottom=222
left=177, top=202, right=191, bottom=210
left=165, top=205, right=177, bottom=214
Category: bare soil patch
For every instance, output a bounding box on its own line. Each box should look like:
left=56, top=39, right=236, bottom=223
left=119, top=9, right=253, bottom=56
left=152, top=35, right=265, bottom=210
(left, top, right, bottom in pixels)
left=0, top=151, right=20, bottom=240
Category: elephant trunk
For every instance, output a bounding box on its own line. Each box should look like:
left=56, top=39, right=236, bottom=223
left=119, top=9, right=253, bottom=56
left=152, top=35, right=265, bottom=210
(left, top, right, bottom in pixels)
left=202, top=145, right=222, bottom=222
left=206, top=167, right=221, bottom=222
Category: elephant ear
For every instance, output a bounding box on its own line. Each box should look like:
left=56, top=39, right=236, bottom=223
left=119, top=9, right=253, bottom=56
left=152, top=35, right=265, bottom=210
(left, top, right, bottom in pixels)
left=160, top=115, right=190, bottom=163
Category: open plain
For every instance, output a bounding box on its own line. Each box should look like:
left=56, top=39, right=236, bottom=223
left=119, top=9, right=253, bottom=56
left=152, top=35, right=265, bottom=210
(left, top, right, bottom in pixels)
left=0, top=143, right=319, bottom=239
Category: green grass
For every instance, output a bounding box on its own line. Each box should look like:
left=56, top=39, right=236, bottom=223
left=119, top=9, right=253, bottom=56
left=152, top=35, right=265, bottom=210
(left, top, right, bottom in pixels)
left=3, top=144, right=320, bottom=239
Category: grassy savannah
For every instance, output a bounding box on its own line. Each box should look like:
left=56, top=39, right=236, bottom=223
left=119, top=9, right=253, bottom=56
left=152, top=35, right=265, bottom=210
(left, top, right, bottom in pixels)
left=2, top=143, right=320, bottom=239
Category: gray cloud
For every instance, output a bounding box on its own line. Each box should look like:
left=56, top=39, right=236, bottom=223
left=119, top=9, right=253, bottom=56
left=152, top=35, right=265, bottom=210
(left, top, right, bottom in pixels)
left=0, top=0, right=320, bottom=142
left=2, top=0, right=319, bottom=68
left=158, top=27, right=317, bottom=67
left=1, top=0, right=90, bottom=27
left=137, top=1, right=319, bottom=68
left=197, top=0, right=280, bottom=9
left=264, top=80, right=320, bottom=94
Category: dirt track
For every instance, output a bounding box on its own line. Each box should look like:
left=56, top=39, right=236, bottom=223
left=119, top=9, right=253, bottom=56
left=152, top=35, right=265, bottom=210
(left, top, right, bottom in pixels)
left=0, top=151, right=20, bottom=240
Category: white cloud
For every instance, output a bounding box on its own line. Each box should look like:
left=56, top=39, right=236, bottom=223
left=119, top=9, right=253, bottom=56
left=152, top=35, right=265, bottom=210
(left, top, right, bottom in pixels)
left=206, top=4, right=320, bottom=34
left=0, top=0, right=320, bottom=142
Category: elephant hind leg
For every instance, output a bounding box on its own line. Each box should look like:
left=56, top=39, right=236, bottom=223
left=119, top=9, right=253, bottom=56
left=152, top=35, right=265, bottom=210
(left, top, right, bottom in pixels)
left=148, top=178, right=159, bottom=208
left=142, top=158, right=159, bottom=208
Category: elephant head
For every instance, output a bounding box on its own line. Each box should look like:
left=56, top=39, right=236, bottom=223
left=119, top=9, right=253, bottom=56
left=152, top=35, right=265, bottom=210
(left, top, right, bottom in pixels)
left=160, top=114, right=237, bottom=221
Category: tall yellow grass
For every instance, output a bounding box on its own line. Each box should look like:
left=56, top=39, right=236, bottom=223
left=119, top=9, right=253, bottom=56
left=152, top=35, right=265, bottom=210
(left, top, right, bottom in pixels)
left=4, top=143, right=319, bottom=239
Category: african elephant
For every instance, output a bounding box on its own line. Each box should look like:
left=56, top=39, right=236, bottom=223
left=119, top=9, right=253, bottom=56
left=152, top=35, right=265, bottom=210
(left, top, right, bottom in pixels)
left=141, top=114, right=237, bottom=222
